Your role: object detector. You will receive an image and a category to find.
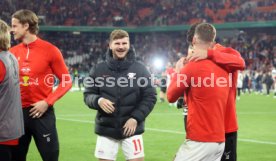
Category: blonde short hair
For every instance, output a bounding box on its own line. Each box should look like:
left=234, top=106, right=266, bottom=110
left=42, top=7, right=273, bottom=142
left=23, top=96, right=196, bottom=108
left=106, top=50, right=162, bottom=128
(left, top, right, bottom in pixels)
left=195, top=23, right=216, bottom=42
left=109, top=29, right=129, bottom=42
left=0, top=19, right=11, bottom=51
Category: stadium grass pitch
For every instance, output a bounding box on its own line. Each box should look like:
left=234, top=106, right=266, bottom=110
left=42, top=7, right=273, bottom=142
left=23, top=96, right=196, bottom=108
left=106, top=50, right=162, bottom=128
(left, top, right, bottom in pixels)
left=26, top=91, right=276, bottom=161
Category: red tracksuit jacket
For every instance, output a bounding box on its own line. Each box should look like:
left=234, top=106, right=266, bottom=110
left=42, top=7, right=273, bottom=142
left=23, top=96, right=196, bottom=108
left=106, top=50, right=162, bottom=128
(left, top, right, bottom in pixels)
left=10, top=38, right=72, bottom=108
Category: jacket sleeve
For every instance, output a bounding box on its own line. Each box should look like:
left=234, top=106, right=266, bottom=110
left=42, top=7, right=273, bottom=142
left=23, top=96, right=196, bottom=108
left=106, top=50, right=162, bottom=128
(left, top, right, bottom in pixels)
left=167, top=63, right=192, bottom=103
left=45, top=46, right=72, bottom=106
left=83, top=66, right=101, bottom=110
left=130, top=64, right=157, bottom=123
left=207, top=47, right=245, bottom=72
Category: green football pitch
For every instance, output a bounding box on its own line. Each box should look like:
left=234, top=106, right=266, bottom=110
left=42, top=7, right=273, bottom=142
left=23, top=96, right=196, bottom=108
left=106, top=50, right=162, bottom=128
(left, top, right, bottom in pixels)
left=26, top=91, right=276, bottom=161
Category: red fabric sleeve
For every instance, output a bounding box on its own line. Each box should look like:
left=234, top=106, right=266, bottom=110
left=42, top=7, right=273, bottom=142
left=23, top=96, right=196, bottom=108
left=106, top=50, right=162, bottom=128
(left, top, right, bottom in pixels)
left=45, top=47, right=72, bottom=106
left=207, top=44, right=245, bottom=72
left=167, top=64, right=192, bottom=103
left=0, top=60, right=6, bottom=83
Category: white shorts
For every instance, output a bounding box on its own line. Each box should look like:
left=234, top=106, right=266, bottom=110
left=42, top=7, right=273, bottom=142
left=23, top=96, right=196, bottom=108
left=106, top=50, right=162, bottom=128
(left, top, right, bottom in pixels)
left=95, top=135, right=144, bottom=160
left=174, top=140, right=225, bottom=161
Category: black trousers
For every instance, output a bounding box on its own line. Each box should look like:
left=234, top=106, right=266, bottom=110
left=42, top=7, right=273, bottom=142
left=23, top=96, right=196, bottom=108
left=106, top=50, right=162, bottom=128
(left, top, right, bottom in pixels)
left=221, top=132, right=237, bottom=161
left=0, top=144, right=13, bottom=161
left=266, top=85, right=272, bottom=95
left=12, top=107, right=59, bottom=161
left=237, top=88, right=241, bottom=97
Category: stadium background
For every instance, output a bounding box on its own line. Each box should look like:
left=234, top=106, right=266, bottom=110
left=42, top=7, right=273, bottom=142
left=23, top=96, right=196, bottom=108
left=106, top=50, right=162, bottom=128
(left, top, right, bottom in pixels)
left=1, top=0, right=276, bottom=160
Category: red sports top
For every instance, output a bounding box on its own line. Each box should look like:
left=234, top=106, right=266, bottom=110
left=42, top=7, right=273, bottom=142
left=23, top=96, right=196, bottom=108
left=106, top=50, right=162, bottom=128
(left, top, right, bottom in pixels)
left=0, top=60, right=19, bottom=145
left=208, top=44, right=245, bottom=133
left=0, top=60, right=5, bottom=83
left=10, top=38, right=72, bottom=108
left=166, top=67, right=175, bottom=77
left=167, top=60, right=230, bottom=142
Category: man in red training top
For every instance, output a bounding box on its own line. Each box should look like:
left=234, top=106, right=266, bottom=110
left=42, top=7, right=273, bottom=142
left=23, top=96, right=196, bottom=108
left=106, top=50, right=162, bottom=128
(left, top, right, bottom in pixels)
left=0, top=19, right=24, bottom=161
left=167, top=23, right=230, bottom=161
left=186, top=23, right=245, bottom=161
left=10, top=10, right=72, bottom=161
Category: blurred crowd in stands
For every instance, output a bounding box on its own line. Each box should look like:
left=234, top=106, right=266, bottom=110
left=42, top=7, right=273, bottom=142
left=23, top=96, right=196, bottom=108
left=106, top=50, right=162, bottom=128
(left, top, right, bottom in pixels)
left=31, top=29, right=276, bottom=75
left=36, top=29, right=276, bottom=96
left=2, top=0, right=276, bottom=94
left=1, top=0, right=276, bottom=26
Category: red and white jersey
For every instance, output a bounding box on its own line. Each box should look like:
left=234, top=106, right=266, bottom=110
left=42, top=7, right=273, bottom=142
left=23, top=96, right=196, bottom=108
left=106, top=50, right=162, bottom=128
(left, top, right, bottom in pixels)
left=10, top=38, right=72, bottom=107
left=166, top=67, right=175, bottom=86
left=167, top=59, right=230, bottom=142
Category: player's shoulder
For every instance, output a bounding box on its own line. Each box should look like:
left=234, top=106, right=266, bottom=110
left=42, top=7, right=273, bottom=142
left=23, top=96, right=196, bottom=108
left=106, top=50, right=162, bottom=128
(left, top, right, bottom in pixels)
left=38, top=38, right=58, bottom=49
left=38, top=38, right=61, bottom=55
left=90, top=61, right=107, bottom=75
left=134, top=60, right=146, bottom=68
left=188, top=59, right=213, bottom=66
left=213, top=43, right=225, bottom=50
left=184, top=60, right=218, bottom=74
left=133, top=61, right=150, bottom=74
left=10, top=43, right=25, bottom=57
left=95, top=61, right=106, bottom=68
left=214, top=43, right=237, bottom=53
left=10, top=43, right=23, bottom=52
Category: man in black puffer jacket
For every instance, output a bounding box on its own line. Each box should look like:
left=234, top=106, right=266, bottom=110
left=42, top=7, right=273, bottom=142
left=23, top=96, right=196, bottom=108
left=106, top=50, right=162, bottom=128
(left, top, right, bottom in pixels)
left=84, top=29, right=156, bottom=161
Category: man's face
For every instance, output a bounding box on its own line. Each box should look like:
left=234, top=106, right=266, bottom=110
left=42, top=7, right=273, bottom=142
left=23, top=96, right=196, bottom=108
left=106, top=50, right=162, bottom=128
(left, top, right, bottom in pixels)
left=109, top=37, right=130, bottom=60
left=11, top=18, right=28, bottom=41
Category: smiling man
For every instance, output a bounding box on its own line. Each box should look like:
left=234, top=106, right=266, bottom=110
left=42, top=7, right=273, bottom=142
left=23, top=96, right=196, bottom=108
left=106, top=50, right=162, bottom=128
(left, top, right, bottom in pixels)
left=9, top=10, right=72, bottom=161
left=84, top=29, right=157, bottom=161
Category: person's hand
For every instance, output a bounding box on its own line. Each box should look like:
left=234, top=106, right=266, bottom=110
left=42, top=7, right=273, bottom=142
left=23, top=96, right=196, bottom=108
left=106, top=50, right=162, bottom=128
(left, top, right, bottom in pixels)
left=98, top=98, right=115, bottom=114
left=123, top=118, right=137, bottom=137
left=30, top=100, right=49, bottom=118
left=175, top=57, right=187, bottom=73
left=187, top=47, right=208, bottom=62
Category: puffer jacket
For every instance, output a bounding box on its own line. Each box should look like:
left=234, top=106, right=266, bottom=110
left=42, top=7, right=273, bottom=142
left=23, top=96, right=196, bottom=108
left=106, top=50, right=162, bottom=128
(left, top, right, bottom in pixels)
left=84, top=47, right=157, bottom=139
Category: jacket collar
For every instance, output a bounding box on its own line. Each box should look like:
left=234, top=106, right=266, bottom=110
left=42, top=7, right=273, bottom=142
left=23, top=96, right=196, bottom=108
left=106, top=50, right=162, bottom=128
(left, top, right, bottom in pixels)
left=21, top=37, right=41, bottom=48
left=106, top=46, right=136, bottom=71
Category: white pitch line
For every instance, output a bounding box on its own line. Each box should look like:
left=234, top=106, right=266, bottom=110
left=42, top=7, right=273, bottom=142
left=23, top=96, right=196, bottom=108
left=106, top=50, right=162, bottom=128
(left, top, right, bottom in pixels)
left=58, top=118, right=93, bottom=123
left=57, top=113, right=181, bottom=116
left=57, top=117, right=276, bottom=145
left=238, top=112, right=276, bottom=115
left=56, top=112, right=276, bottom=118
left=57, top=114, right=94, bottom=117
left=238, top=139, right=276, bottom=145
left=146, top=128, right=184, bottom=134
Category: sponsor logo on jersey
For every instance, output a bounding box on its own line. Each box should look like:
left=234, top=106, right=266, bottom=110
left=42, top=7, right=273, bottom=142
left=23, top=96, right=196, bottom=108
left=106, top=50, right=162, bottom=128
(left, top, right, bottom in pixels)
left=21, top=76, right=39, bottom=86
left=128, top=73, right=136, bottom=79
